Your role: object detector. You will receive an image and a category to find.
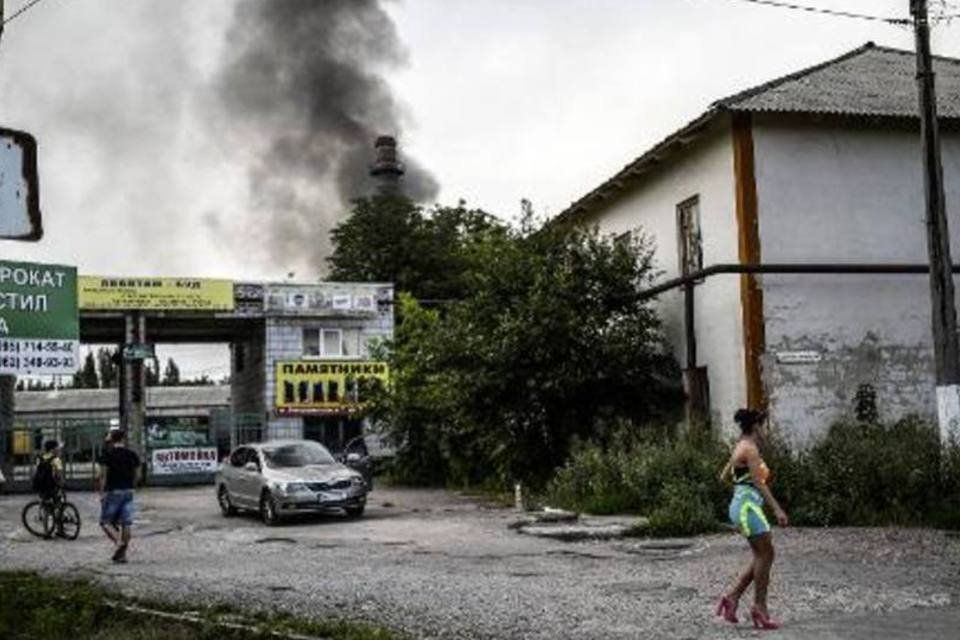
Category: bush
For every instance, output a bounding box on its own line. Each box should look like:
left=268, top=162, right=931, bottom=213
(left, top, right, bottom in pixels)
left=543, top=427, right=727, bottom=529
left=771, top=416, right=957, bottom=527
left=647, top=479, right=719, bottom=537
left=544, top=414, right=960, bottom=536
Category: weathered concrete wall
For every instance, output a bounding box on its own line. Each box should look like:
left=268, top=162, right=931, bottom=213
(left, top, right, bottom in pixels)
left=584, top=117, right=745, bottom=427
left=753, top=115, right=960, bottom=441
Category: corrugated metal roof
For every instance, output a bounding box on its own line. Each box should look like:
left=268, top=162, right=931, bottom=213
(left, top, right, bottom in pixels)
left=15, top=386, right=231, bottom=414
left=716, top=43, right=960, bottom=118
left=558, top=43, right=960, bottom=222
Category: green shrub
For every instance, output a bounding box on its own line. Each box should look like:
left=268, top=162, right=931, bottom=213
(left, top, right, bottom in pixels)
left=543, top=427, right=727, bottom=527
left=544, top=414, right=960, bottom=536
left=647, top=479, right=719, bottom=537
left=768, top=416, right=951, bottom=527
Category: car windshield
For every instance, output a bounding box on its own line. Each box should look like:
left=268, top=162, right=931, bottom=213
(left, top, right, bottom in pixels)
left=261, top=442, right=335, bottom=468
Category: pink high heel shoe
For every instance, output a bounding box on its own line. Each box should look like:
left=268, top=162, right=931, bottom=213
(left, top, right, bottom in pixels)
left=750, top=606, right=781, bottom=630
left=715, top=596, right=739, bottom=624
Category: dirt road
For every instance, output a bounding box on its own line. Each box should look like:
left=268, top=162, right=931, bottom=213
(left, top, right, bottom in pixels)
left=1, top=486, right=958, bottom=639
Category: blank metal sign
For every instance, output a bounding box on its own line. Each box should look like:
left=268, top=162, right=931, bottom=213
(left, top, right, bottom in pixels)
left=0, top=127, right=41, bottom=241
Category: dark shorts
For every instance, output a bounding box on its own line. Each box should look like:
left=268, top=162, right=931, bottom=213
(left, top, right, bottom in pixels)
left=100, top=489, right=135, bottom=526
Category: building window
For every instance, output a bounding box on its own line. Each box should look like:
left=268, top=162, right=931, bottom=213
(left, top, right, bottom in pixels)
left=303, top=328, right=343, bottom=357
left=303, top=329, right=320, bottom=357
left=677, top=196, right=703, bottom=276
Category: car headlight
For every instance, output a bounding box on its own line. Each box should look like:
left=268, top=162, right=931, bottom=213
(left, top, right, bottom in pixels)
left=271, top=481, right=308, bottom=493
left=350, top=476, right=365, bottom=487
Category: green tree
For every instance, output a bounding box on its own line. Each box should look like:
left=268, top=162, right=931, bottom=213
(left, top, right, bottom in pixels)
left=376, top=216, right=683, bottom=487
left=96, top=347, right=119, bottom=388
left=145, top=359, right=160, bottom=387
left=327, top=194, right=502, bottom=301
left=162, top=358, right=181, bottom=386
left=72, top=352, right=99, bottom=388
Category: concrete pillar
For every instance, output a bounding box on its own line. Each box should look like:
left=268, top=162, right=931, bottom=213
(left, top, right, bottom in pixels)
left=122, top=313, right=147, bottom=461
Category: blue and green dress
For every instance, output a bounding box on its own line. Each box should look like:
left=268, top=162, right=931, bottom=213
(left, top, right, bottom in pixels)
left=729, top=464, right=771, bottom=538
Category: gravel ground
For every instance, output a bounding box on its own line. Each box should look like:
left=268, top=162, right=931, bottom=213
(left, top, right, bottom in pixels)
left=1, top=486, right=959, bottom=639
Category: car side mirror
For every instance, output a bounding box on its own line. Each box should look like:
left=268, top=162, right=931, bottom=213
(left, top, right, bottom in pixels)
left=345, top=452, right=362, bottom=463
left=243, top=461, right=259, bottom=473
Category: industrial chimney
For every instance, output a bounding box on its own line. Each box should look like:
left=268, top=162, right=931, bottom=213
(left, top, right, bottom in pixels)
left=369, top=135, right=405, bottom=195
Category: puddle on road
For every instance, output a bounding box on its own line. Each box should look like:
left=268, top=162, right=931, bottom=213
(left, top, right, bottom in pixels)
left=616, top=539, right=707, bottom=560
left=507, top=571, right=545, bottom=578
left=254, top=537, right=298, bottom=545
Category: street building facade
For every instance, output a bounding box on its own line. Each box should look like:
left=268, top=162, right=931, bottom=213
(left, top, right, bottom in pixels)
left=560, top=43, right=960, bottom=440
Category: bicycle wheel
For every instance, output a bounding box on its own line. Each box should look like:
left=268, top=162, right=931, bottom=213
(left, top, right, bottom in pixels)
left=55, top=502, right=81, bottom=540
left=21, top=501, right=54, bottom=539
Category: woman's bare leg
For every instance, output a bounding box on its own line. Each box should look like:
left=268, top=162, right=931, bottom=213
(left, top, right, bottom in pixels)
left=726, top=558, right=755, bottom=607
left=749, top=533, right=775, bottom=614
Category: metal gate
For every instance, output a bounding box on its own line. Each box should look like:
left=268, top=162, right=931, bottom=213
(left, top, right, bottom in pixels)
left=1, top=418, right=110, bottom=492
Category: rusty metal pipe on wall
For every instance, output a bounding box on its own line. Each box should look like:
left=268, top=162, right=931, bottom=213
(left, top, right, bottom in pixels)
left=635, top=263, right=956, bottom=302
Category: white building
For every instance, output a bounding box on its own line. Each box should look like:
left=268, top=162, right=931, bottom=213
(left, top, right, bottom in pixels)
left=559, top=43, right=960, bottom=440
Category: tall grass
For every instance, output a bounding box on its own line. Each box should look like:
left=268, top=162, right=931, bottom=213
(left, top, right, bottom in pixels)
left=544, top=416, right=960, bottom=535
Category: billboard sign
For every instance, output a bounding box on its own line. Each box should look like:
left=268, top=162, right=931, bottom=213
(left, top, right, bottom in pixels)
left=79, top=276, right=234, bottom=311
left=0, top=260, right=79, bottom=375
left=264, top=283, right=390, bottom=317
left=275, top=360, right=389, bottom=415
left=0, top=128, right=42, bottom=241
left=151, top=447, right=219, bottom=475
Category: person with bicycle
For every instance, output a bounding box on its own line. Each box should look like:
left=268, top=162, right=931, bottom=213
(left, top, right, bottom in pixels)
left=33, top=439, right=65, bottom=506
left=95, top=429, right=140, bottom=563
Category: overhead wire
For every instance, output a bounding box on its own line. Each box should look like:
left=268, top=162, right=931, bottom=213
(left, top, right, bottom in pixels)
left=3, top=0, right=47, bottom=25
left=720, top=0, right=911, bottom=25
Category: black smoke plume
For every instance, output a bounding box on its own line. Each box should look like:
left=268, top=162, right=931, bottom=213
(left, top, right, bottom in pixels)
left=215, top=0, right=438, bottom=273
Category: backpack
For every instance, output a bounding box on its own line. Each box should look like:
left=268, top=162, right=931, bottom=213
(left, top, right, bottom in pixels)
left=32, top=457, right=56, bottom=495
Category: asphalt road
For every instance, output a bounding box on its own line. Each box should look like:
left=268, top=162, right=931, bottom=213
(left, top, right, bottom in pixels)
left=1, top=486, right=958, bottom=639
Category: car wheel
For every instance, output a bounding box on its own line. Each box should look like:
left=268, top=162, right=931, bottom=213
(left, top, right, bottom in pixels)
left=344, top=504, right=365, bottom=518
left=218, top=485, right=237, bottom=517
left=260, top=491, right=279, bottom=526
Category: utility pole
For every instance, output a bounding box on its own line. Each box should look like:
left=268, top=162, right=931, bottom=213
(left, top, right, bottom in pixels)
left=0, top=0, right=13, bottom=481
left=912, top=0, right=960, bottom=442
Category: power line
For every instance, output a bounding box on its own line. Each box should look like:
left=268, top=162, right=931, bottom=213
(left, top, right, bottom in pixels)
left=3, top=0, right=47, bottom=25
left=720, top=0, right=911, bottom=25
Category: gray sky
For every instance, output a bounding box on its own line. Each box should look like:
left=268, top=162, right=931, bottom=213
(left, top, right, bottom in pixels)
left=1, top=0, right=958, bottom=377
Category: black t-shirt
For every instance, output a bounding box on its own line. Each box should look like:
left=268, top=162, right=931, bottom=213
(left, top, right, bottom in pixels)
left=98, top=446, right=141, bottom=491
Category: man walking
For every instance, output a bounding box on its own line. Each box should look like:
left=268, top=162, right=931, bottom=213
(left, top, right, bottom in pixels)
left=95, top=430, right=140, bottom=563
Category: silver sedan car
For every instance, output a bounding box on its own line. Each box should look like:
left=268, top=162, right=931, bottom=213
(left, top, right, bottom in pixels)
left=216, top=440, right=368, bottom=525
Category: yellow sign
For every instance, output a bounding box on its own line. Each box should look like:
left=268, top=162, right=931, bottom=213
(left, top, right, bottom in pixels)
left=79, top=276, right=234, bottom=311
left=275, top=360, right=389, bottom=415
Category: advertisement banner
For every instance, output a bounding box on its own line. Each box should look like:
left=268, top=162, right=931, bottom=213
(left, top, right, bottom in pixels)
left=151, top=447, right=219, bottom=475
left=275, top=360, right=389, bottom=415
left=0, top=259, right=79, bottom=375
left=79, top=276, right=234, bottom=311
left=264, top=283, right=390, bottom=317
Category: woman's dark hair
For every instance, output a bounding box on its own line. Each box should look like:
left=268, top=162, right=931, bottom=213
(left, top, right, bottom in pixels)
left=734, top=408, right=765, bottom=434
left=43, top=439, right=60, bottom=453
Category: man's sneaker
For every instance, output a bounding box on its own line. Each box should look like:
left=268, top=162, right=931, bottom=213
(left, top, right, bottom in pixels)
left=112, top=544, right=128, bottom=563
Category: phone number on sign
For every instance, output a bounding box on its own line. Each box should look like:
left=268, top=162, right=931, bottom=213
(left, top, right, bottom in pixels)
left=0, top=356, right=76, bottom=369
left=0, top=340, right=76, bottom=353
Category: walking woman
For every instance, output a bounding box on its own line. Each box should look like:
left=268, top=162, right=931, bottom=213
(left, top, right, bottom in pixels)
left=716, top=408, right=788, bottom=630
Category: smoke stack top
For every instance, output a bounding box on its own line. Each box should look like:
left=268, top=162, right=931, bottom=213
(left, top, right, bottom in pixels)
left=370, top=135, right=405, bottom=194
left=214, top=0, right=439, bottom=275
